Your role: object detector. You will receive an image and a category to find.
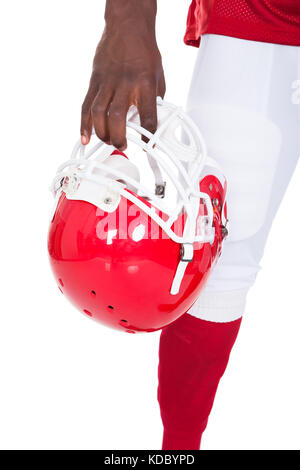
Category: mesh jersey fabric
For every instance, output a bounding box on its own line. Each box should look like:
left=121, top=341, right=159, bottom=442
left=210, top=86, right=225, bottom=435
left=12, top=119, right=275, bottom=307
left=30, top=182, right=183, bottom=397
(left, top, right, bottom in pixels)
left=185, top=0, right=300, bottom=47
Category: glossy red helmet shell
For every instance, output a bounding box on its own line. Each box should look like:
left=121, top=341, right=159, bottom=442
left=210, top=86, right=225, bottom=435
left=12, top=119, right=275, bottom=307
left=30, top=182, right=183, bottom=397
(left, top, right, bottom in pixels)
left=48, top=100, right=227, bottom=333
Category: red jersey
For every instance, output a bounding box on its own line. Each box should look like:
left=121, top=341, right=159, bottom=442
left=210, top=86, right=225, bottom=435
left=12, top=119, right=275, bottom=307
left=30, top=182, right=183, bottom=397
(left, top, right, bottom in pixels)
left=185, top=0, right=300, bottom=47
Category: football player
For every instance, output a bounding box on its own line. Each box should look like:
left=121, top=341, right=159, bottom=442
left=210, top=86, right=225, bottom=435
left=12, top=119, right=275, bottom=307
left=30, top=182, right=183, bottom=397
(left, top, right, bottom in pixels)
left=81, top=0, right=300, bottom=450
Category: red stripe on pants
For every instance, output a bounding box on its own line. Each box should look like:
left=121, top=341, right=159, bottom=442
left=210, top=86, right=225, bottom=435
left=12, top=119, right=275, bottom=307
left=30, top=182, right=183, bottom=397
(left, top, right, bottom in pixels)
left=158, top=313, right=242, bottom=450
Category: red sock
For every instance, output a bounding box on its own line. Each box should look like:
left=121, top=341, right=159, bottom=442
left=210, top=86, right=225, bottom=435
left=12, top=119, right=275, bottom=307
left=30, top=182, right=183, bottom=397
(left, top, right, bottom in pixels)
left=158, top=313, right=242, bottom=450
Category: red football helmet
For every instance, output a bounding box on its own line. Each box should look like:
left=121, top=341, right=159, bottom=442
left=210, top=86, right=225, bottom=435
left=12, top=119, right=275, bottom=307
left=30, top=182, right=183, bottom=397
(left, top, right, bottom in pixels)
left=48, top=99, right=228, bottom=333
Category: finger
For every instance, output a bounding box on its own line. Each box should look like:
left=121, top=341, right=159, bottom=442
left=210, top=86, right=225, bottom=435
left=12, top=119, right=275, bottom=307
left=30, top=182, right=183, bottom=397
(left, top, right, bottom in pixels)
left=80, top=112, right=92, bottom=145
left=81, top=79, right=99, bottom=145
left=137, top=84, right=158, bottom=142
left=91, top=87, right=114, bottom=144
left=108, top=90, right=131, bottom=151
left=158, top=74, right=166, bottom=99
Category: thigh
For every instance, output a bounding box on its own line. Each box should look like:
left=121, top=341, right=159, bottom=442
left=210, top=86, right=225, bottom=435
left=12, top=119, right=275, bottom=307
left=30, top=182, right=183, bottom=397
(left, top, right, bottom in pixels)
left=186, top=34, right=300, bottom=321
left=188, top=35, right=300, bottom=247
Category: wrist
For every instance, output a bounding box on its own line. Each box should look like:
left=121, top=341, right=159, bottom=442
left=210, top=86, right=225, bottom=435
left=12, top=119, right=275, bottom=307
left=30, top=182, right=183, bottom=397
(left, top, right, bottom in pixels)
left=105, top=0, right=157, bottom=34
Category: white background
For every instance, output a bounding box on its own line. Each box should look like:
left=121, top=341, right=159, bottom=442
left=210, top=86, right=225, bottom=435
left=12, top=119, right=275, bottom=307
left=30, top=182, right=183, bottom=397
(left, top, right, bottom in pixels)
left=0, top=0, right=299, bottom=450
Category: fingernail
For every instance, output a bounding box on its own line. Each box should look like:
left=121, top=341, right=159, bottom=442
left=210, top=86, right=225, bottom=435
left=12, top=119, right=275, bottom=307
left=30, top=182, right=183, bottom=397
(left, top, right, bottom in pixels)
left=118, top=144, right=127, bottom=152
left=81, top=135, right=88, bottom=145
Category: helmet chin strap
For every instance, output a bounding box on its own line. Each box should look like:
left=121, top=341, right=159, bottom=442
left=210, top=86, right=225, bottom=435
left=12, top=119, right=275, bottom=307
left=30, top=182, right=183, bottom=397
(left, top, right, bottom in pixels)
left=170, top=244, right=194, bottom=295
left=170, top=195, right=200, bottom=295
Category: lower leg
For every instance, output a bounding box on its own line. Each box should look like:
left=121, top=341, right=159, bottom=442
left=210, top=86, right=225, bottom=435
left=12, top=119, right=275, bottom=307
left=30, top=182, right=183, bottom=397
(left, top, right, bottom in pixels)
left=158, top=313, right=242, bottom=450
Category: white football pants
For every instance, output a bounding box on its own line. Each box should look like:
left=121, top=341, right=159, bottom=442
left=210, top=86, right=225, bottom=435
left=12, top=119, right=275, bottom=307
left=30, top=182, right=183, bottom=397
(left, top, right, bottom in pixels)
left=187, top=34, right=300, bottom=323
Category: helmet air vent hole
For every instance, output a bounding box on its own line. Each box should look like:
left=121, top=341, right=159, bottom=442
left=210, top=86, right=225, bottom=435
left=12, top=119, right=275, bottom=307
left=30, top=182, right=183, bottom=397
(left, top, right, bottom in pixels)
left=121, top=320, right=128, bottom=323
left=91, top=290, right=96, bottom=296
left=59, top=278, right=64, bottom=287
left=83, top=309, right=92, bottom=317
left=108, top=305, right=114, bottom=310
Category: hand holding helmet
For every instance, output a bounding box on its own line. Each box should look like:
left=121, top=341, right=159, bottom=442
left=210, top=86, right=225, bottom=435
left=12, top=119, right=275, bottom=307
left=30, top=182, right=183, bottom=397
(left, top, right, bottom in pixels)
left=48, top=100, right=228, bottom=333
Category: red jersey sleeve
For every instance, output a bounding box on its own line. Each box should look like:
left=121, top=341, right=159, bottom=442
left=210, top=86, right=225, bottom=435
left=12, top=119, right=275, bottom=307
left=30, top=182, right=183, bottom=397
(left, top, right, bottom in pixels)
left=184, top=0, right=300, bottom=47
